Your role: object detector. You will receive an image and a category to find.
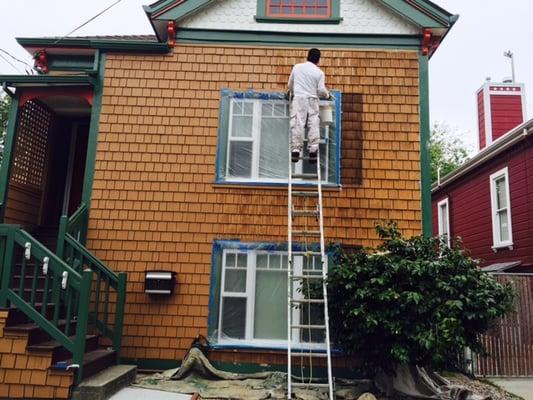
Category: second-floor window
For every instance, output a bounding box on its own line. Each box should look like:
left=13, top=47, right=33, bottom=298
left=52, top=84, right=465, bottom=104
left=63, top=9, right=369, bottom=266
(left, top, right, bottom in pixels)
left=267, top=0, right=331, bottom=18
left=216, top=90, right=341, bottom=185
left=490, top=167, right=513, bottom=249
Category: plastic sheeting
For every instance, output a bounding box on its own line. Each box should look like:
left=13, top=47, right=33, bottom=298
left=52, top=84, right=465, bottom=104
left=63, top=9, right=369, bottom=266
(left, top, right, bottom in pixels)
left=217, top=89, right=339, bottom=184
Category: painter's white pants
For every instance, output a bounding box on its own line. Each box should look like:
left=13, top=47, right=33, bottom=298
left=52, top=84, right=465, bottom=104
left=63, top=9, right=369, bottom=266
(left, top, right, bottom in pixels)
left=290, top=96, right=320, bottom=154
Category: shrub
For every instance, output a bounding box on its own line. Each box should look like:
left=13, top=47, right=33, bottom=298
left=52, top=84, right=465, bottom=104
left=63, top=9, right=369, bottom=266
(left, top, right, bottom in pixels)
left=326, top=222, right=514, bottom=373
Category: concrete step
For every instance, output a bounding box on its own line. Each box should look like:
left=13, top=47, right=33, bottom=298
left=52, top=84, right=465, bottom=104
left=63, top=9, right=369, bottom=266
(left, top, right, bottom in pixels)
left=71, top=365, right=137, bottom=400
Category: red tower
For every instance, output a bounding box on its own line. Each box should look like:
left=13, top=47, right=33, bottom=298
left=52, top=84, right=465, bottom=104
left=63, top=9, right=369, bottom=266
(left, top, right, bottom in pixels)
left=476, top=81, right=527, bottom=150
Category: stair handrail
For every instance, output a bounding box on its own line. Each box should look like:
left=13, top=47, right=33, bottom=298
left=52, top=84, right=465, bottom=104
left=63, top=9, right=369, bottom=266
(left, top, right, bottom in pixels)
left=57, top=203, right=126, bottom=355
left=0, top=224, right=92, bottom=383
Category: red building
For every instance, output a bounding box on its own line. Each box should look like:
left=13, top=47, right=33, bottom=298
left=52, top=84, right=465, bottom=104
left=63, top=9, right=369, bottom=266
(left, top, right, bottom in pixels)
left=432, top=80, right=532, bottom=271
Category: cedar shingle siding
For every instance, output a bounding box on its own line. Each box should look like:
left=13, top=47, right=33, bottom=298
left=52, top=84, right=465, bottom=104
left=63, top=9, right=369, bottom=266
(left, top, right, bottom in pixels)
left=89, top=45, right=421, bottom=362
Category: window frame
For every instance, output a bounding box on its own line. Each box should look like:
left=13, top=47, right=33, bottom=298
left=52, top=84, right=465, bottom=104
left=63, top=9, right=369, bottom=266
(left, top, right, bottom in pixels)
left=255, top=0, right=342, bottom=24
left=437, top=198, right=450, bottom=247
left=215, top=89, right=342, bottom=187
left=489, top=167, right=513, bottom=249
left=210, top=241, right=327, bottom=350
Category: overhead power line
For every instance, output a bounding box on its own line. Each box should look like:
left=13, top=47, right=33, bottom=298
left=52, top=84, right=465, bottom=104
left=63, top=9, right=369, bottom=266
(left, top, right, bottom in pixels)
left=0, top=53, right=24, bottom=74
left=0, top=48, right=33, bottom=71
left=53, top=0, right=124, bottom=45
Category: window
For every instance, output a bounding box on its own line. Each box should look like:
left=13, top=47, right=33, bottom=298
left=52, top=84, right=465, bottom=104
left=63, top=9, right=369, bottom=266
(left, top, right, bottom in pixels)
left=255, top=0, right=341, bottom=23
left=437, top=198, right=450, bottom=247
left=216, top=90, right=341, bottom=185
left=267, top=0, right=331, bottom=18
left=212, top=242, right=326, bottom=348
left=490, top=167, right=513, bottom=249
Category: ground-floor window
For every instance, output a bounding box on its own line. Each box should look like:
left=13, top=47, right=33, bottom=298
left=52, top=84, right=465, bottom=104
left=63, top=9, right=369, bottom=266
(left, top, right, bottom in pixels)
left=209, top=241, right=326, bottom=349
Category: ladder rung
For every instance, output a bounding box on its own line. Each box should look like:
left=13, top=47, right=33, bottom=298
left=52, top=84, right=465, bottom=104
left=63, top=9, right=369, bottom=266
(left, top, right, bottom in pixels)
left=292, top=209, right=319, bottom=217
left=292, top=382, right=331, bottom=388
left=291, top=299, right=325, bottom=304
left=291, top=352, right=328, bottom=358
left=292, top=191, right=319, bottom=198
left=292, top=230, right=320, bottom=237
left=291, top=275, right=323, bottom=280
left=291, top=173, right=318, bottom=180
left=291, top=251, right=322, bottom=256
left=291, top=324, right=326, bottom=330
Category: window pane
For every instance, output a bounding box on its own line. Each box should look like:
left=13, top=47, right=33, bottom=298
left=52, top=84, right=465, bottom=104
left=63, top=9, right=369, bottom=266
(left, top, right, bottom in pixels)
left=224, top=269, right=247, bottom=292
left=498, top=210, right=509, bottom=242
left=225, top=253, right=235, bottom=267
left=495, top=177, right=507, bottom=209
left=228, top=141, right=252, bottom=177
left=231, top=115, right=253, bottom=137
left=439, top=204, right=448, bottom=235
left=257, top=254, right=268, bottom=269
left=254, top=270, right=288, bottom=340
left=221, top=297, right=246, bottom=339
left=259, top=116, right=289, bottom=179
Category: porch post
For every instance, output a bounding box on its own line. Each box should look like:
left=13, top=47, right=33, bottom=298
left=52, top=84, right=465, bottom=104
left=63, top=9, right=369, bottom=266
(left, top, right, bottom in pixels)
left=0, top=93, right=20, bottom=222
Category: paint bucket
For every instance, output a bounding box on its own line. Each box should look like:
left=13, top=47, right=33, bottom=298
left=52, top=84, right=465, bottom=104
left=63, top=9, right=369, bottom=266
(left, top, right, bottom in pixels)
left=320, top=104, right=333, bottom=126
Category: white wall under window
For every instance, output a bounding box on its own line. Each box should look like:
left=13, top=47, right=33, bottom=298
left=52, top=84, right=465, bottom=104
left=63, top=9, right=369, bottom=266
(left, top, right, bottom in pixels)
left=489, top=167, right=513, bottom=249
left=217, top=248, right=326, bottom=349
left=437, top=198, right=450, bottom=247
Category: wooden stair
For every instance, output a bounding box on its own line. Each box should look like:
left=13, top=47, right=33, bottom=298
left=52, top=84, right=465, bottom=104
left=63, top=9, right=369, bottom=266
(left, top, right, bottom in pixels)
left=0, top=253, right=116, bottom=398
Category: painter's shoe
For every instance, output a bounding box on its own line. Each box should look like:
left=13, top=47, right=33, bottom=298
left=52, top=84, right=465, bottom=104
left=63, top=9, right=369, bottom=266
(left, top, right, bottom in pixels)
left=291, top=151, right=300, bottom=163
left=308, top=151, right=317, bottom=164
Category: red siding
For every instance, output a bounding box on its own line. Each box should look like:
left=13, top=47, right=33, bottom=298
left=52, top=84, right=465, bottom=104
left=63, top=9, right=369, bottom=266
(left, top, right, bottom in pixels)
left=490, top=95, right=524, bottom=141
left=477, top=90, right=486, bottom=150
left=432, top=139, right=533, bottom=268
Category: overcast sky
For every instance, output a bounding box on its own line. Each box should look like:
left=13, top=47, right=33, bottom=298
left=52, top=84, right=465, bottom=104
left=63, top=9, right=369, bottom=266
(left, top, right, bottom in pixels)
left=1, top=0, right=531, bottom=151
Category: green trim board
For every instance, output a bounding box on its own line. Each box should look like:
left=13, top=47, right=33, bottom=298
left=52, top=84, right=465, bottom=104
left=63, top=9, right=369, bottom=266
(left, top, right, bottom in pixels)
left=0, top=94, right=20, bottom=222
left=152, top=0, right=216, bottom=21
left=418, top=53, right=432, bottom=237
left=16, top=37, right=169, bottom=53
left=255, top=0, right=341, bottom=24
left=81, top=52, right=105, bottom=207
left=176, top=28, right=422, bottom=49
left=0, top=75, right=94, bottom=87
left=379, top=0, right=450, bottom=28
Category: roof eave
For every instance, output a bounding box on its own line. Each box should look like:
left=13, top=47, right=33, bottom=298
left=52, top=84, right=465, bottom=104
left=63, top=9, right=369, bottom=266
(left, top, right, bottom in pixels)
left=16, top=37, right=170, bottom=54
left=432, top=119, right=533, bottom=193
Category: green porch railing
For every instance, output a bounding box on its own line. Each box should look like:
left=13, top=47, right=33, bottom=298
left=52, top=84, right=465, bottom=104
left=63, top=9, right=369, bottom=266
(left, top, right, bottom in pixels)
left=57, top=203, right=127, bottom=356
left=0, top=224, right=92, bottom=383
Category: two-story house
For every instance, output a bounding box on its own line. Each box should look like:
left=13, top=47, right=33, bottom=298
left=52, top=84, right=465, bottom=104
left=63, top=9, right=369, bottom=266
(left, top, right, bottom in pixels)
left=0, top=0, right=456, bottom=398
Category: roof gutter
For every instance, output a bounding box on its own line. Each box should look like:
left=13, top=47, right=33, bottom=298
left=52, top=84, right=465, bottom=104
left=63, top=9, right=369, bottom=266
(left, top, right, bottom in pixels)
left=432, top=120, right=533, bottom=193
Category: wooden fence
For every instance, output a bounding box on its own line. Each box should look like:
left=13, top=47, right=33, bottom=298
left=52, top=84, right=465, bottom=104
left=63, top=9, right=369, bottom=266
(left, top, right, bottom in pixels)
left=474, top=274, right=533, bottom=377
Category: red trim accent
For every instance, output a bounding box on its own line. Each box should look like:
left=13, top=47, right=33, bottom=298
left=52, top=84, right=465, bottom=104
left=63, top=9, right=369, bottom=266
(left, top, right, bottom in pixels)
left=34, top=50, right=49, bottom=74
left=19, top=87, right=93, bottom=107
left=167, top=21, right=176, bottom=48
left=421, top=28, right=432, bottom=56
left=266, top=0, right=331, bottom=18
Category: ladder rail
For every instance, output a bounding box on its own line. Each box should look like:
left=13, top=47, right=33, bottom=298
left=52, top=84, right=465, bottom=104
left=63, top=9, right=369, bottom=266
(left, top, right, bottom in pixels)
left=287, top=134, right=334, bottom=399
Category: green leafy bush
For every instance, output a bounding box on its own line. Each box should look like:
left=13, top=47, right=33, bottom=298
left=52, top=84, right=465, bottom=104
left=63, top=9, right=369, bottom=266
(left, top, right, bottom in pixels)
left=327, top=222, right=514, bottom=373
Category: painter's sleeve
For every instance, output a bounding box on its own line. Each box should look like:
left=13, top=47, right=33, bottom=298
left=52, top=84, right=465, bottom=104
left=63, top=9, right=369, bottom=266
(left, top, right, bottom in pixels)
left=288, top=68, right=295, bottom=94
left=317, top=71, right=330, bottom=99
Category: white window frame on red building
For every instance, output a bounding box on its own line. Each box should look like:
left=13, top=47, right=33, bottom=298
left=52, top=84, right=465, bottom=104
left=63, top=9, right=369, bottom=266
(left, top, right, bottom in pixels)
left=489, top=167, right=513, bottom=250
left=437, top=198, right=450, bottom=247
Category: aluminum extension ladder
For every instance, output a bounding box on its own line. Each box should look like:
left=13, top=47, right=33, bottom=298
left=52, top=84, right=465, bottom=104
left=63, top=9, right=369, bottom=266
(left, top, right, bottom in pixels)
left=287, top=148, right=334, bottom=399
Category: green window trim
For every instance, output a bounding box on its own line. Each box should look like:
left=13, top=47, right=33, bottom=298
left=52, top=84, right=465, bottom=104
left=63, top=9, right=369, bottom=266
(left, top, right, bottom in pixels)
left=255, top=0, right=341, bottom=24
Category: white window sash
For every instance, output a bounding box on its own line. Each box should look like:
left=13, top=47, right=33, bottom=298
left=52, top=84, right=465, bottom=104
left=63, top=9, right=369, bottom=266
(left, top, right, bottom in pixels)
left=218, top=249, right=326, bottom=349
left=489, top=167, right=513, bottom=249
left=437, top=198, right=450, bottom=247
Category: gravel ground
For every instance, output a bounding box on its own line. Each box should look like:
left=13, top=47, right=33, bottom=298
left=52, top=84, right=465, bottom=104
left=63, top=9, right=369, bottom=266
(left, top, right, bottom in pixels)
left=444, top=373, right=523, bottom=400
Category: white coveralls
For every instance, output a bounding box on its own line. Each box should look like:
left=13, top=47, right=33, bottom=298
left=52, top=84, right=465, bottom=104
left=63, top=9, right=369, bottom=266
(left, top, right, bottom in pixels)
left=288, top=61, right=330, bottom=154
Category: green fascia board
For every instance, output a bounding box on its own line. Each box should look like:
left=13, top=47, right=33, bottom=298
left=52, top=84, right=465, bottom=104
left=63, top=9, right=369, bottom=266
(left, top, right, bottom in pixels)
left=412, top=0, right=458, bottom=25
left=176, top=28, right=421, bottom=49
left=144, top=0, right=176, bottom=15
left=48, top=54, right=95, bottom=73
left=0, top=74, right=94, bottom=87
left=378, top=0, right=449, bottom=28
left=152, top=0, right=216, bottom=21
left=16, top=37, right=169, bottom=53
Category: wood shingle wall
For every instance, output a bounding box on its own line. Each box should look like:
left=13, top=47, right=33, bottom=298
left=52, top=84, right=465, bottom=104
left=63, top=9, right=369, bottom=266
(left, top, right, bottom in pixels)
left=88, top=45, right=421, bottom=363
